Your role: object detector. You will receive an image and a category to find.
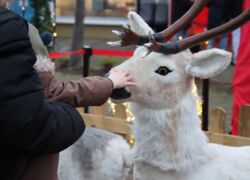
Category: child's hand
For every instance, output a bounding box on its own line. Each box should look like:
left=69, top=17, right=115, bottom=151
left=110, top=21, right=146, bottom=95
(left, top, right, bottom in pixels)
left=108, top=69, right=136, bottom=89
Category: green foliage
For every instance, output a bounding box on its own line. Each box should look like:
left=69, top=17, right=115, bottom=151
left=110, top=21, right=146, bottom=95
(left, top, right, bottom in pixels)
left=30, top=0, right=52, bottom=32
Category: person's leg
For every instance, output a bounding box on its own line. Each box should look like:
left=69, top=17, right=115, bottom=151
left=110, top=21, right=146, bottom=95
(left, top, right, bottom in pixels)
left=182, top=29, right=189, bottom=39
left=232, top=28, right=241, bottom=63
left=21, top=153, right=59, bottom=180
left=173, top=31, right=184, bottom=42
left=219, top=33, right=228, bottom=50
left=207, top=38, right=215, bottom=49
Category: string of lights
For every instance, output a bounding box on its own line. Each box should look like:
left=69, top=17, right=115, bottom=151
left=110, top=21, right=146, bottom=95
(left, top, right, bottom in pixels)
left=52, top=0, right=57, bottom=51
left=107, top=99, right=135, bottom=145
left=192, top=83, right=203, bottom=117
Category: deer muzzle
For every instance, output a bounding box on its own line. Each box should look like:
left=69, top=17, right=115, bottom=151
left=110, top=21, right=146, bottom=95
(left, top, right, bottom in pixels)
left=110, top=88, right=131, bottom=100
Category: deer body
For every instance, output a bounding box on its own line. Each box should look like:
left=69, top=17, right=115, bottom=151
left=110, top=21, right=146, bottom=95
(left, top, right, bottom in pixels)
left=58, top=127, right=131, bottom=180
left=130, top=96, right=250, bottom=180
left=110, top=12, right=250, bottom=180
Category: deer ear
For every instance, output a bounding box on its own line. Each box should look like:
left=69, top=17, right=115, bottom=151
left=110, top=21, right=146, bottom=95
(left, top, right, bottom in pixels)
left=185, top=48, right=231, bottom=79
left=128, top=11, right=154, bottom=36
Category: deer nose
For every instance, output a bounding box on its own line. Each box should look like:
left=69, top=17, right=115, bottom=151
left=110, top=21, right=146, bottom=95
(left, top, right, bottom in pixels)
left=110, top=88, right=131, bottom=100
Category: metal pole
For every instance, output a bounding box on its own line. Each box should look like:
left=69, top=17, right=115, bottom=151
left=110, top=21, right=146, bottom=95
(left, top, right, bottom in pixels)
left=82, top=45, right=93, bottom=113
left=21, top=0, right=26, bottom=17
left=202, top=79, right=209, bottom=131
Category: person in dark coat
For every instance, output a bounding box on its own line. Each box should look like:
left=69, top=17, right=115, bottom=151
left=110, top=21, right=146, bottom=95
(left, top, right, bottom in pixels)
left=224, top=0, right=243, bottom=63
left=224, top=0, right=243, bottom=23
left=0, top=4, right=84, bottom=179
left=171, top=0, right=194, bottom=41
left=207, top=0, right=228, bottom=49
left=207, top=0, right=243, bottom=53
left=137, top=0, right=169, bottom=32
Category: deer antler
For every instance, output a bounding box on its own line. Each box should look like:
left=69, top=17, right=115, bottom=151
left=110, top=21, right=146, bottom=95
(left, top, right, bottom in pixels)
left=157, top=8, right=250, bottom=54
left=107, top=0, right=208, bottom=47
left=159, top=0, right=209, bottom=42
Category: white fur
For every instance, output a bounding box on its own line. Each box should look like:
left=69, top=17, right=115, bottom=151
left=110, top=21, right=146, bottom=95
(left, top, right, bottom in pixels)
left=186, top=48, right=232, bottom=79
left=58, top=127, right=131, bottom=180
left=33, top=55, right=55, bottom=73
left=111, top=12, right=250, bottom=180
left=128, top=12, right=154, bottom=36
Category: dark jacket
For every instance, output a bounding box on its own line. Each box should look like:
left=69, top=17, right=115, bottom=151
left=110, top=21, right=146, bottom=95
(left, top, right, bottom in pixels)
left=224, top=0, right=243, bottom=21
left=172, top=0, right=193, bottom=27
left=207, top=0, right=227, bottom=29
left=208, top=0, right=243, bottom=30
left=0, top=7, right=84, bottom=157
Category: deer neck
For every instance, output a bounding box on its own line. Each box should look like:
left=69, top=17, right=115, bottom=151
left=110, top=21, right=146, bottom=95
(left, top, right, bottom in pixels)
left=130, top=92, right=211, bottom=172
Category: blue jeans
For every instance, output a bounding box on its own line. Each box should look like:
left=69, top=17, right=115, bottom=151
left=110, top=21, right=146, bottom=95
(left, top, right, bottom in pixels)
left=207, top=34, right=228, bottom=50
left=173, top=30, right=189, bottom=42
left=232, top=28, right=240, bottom=62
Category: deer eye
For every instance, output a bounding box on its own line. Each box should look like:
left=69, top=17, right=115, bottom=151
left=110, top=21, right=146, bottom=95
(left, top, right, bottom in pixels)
left=155, top=66, right=172, bottom=76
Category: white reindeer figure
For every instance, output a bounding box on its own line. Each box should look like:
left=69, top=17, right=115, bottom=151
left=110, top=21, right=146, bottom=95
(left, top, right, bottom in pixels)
left=110, top=11, right=250, bottom=180
left=58, top=127, right=131, bottom=180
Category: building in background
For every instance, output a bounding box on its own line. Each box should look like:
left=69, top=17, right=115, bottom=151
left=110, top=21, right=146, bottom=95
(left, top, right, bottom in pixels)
left=56, top=0, right=136, bottom=17
left=55, top=0, right=137, bottom=39
left=55, top=0, right=171, bottom=39
left=10, top=1, right=170, bottom=41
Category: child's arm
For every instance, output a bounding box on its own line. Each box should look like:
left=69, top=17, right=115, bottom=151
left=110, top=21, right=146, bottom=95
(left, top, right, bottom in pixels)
left=38, top=69, right=134, bottom=107
left=38, top=72, right=113, bottom=107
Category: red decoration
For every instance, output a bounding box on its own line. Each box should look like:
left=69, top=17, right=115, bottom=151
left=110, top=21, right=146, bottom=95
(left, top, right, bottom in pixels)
left=231, top=0, right=250, bottom=135
left=49, top=49, right=133, bottom=59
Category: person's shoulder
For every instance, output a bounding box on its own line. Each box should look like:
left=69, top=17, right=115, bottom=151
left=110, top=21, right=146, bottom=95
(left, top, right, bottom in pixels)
left=0, top=6, right=27, bottom=29
left=0, top=7, right=29, bottom=54
left=0, top=6, right=20, bottom=21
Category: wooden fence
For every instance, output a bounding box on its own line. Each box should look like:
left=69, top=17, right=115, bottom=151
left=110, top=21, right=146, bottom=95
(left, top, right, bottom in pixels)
left=78, top=104, right=250, bottom=147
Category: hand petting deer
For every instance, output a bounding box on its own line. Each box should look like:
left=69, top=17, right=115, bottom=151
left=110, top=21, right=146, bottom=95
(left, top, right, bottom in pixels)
left=108, top=0, right=250, bottom=179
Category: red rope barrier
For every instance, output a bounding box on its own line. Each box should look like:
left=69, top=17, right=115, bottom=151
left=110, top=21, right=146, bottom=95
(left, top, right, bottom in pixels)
left=49, top=48, right=134, bottom=59
left=93, top=49, right=133, bottom=57
left=49, top=49, right=85, bottom=59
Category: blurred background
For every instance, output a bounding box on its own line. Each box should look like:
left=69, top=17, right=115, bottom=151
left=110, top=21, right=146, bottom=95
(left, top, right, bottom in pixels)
left=9, top=0, right=244, bottom=133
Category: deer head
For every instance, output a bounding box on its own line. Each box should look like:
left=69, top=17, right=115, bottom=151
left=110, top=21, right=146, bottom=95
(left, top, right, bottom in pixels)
left=110, top=12, right=231, bottom=110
